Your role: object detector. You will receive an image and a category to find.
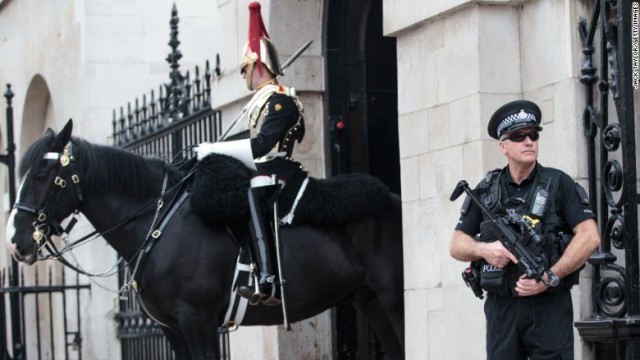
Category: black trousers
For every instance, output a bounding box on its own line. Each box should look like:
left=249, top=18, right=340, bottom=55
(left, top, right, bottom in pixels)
left=484, top=289, right=574, bottom=360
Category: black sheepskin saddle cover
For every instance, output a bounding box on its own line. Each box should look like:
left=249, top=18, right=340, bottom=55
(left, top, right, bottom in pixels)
left=189, top=153, right=391, bottom=226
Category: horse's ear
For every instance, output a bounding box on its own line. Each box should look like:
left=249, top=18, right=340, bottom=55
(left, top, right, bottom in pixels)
left=51, top=119, right=73, bottom=150
left=43, top=128, right=55, bottom=137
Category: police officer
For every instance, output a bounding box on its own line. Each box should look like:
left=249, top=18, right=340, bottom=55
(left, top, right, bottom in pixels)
left=196, top=1, right=304, bottom=306
left=450, top=100, right=600, bottom=358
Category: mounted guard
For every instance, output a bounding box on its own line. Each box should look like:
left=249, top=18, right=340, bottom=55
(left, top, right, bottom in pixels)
left=195, top=0, right=305, bottom=307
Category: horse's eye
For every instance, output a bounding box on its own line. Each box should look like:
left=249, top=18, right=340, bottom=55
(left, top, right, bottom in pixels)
left=34, top=173, right=47, bottom=181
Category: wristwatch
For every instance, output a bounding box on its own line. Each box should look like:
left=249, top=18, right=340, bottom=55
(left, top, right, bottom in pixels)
left=543, top=270, right=560, bottom=287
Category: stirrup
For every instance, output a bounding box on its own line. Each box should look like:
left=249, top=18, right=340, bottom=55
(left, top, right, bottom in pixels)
left=260, top=283, right=281, bottom=307
left=254, top=275, right=280, bottom=306
left=237, top=274, right=280, bottom=306
left=237, top=285, right=256, bottom=301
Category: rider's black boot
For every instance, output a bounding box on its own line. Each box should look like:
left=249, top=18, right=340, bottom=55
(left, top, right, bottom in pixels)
left=237, top=180, right=281, bottom=306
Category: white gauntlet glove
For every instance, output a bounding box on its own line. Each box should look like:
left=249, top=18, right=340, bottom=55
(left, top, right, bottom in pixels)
left=195, top=142, right=220, bottom=160
left=195, top=139, right=257, bottom=170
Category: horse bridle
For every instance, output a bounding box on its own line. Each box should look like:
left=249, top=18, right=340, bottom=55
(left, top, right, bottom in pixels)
left=13, top=142, right=84, bottom=251
left=12, top=140, right=197, bottom=284
left=12, top=140, right=157, bottom=278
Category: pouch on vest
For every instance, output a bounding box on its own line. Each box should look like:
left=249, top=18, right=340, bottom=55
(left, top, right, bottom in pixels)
left=479, top=219, right=499, bottom=242
left=479, top=261, right=507, bottom=293
left=477, top=221, right=509, bottom=292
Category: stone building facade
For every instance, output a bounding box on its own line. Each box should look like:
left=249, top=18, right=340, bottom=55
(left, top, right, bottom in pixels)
left=1, top=0, right=632, bottom=358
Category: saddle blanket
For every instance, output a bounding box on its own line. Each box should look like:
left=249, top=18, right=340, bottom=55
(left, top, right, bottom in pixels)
left=189, top=153, right=391, bottom=226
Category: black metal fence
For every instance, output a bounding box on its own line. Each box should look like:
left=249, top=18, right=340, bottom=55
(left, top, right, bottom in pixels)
left=574, top=1, right=640, bottom=359
left=112, top=4, right=221, bottom=159
left=0, top=265, right=90, bottom=360
left=116, top=305, right=174, bottom=360
left=112, top=4, right=229, bottom=359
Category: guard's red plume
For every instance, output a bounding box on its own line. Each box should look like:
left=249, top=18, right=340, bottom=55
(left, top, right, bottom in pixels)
left=248, top=1, right=269, bottom=74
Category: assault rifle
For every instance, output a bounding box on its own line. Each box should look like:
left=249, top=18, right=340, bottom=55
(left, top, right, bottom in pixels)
left=450, top=180, right=559, bottom=286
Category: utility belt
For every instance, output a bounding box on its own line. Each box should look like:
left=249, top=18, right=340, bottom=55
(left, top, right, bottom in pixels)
left=464, top=232, right=579, bottom=298
left=487, top=288, right=566, bottom=299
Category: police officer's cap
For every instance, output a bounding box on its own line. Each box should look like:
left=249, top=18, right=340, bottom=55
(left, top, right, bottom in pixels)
left=487, top=100, right=543, bottom=140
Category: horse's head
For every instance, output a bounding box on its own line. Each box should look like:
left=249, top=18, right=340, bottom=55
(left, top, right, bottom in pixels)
left=6, top=120, right=83, bottom=264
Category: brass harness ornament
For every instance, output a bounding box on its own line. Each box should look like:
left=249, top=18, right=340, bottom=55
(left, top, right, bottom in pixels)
left=30, top=143, right=80, bottom=246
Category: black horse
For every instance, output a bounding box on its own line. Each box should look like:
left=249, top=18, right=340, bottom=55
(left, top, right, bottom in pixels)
left=6, top=120, right=404, bottom=359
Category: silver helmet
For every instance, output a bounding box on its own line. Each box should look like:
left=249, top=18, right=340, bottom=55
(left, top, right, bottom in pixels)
left=241, top=1, right=283, bottom=89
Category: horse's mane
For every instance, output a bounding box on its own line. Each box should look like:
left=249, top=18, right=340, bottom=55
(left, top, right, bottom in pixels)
left=20, top=133, right=184, bottom=198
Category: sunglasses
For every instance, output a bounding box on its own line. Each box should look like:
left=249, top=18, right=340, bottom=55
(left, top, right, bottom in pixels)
left=502, top=131, right=539, bottom=142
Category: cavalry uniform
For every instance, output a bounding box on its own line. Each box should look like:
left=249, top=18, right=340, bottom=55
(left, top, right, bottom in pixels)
left=248, top=83, right=305, bottom=180
left=196, top=1, right=305, bottom=306
left=239, top=82, right=305, bottom=306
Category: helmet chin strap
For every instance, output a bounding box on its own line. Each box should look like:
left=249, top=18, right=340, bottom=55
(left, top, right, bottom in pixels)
left=245, top=62, right=255, bottom=90
left=254, top=78, right=277, bottom=91
left=247, top=64, right=277, bottom=91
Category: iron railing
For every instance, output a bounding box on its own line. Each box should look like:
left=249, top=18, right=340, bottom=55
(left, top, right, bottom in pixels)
left=574, top=1, right=640, bottom=359
left=112, top=3, right=222, bottom=158
left=0, top=265, right=90, bottom=360
left=0, top=83, right=21, bottom=360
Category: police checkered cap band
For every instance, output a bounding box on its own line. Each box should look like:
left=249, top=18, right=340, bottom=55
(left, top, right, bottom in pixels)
left=496, top=109, right=538, bottom=138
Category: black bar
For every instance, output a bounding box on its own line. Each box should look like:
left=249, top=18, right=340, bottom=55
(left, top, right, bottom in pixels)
left=2, top=84, right=22, bottom=360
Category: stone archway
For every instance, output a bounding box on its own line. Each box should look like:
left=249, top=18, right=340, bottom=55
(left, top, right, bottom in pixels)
left=20, top=74, right=55, bottom=158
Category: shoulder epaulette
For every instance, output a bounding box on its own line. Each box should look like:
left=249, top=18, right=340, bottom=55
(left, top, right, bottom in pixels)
left=275, top=85, right=297, bottom=97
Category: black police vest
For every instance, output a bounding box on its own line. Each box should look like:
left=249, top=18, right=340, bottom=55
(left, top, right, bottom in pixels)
left=480, top=165, right=567, bottom=234
left=478, top=164, right=578, bottom=291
